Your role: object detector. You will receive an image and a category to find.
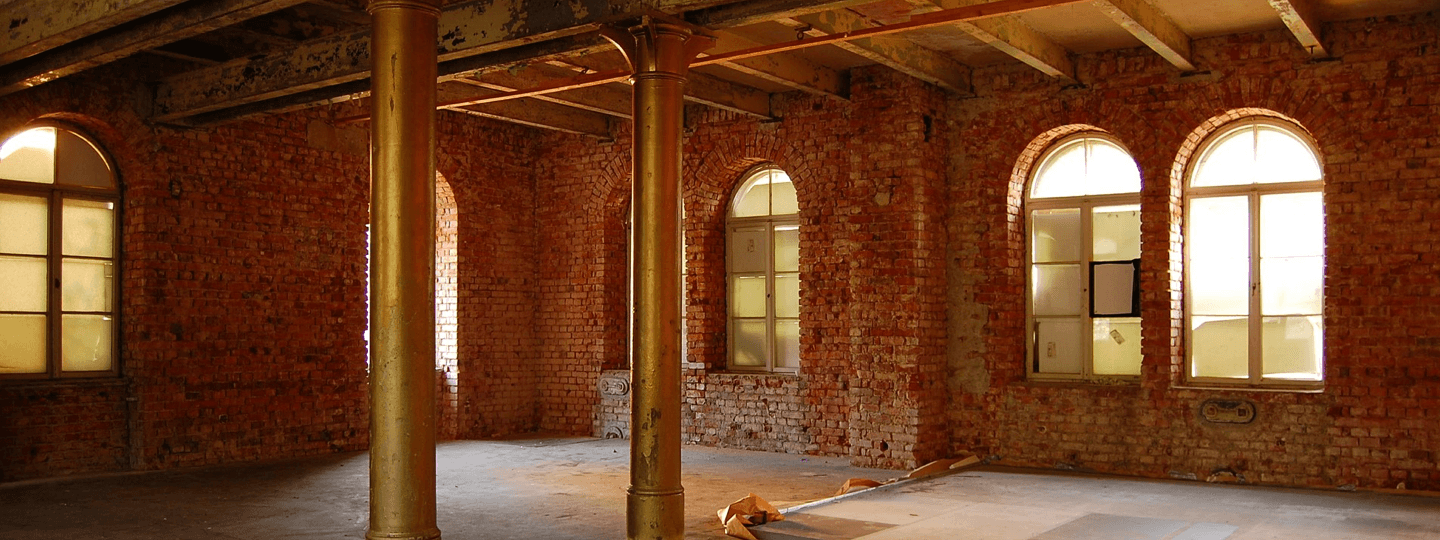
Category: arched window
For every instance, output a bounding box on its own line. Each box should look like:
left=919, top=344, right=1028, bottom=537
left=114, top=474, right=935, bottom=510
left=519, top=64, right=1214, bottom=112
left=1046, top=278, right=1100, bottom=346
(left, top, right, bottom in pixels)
left=1026, top=134, right=1142, bottom=379
left=0, top=125, right=119, bottom=378
left=727, top=166, right=798, bottom=372
left=1186, top=119, right=1324, bottom=386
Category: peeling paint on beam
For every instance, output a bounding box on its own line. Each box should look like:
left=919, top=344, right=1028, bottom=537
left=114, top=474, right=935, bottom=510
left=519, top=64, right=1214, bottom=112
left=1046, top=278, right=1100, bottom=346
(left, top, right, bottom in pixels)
left=153, top=0, right=627, bottom=122
left=0, top=0, right=186, bottom=66
left=1268, top=0, right=1328, bottom=58
left=0, top=0, right=306, bottom=97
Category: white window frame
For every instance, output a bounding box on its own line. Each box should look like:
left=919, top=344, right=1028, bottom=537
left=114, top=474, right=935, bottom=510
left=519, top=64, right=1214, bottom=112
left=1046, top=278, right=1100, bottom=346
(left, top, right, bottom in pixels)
left=726, top=166, right=799, bottom=373
left=1024, top=133, right=1143, bottom=381
left=1184, top=118, right=1325, bottom=389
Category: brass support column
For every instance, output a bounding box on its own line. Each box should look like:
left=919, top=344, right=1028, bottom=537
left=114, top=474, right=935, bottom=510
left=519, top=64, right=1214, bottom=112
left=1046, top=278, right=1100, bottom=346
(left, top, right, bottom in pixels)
left=367, top=1, right=440, bottom=539
left=603, top=18, right=713, bottom=540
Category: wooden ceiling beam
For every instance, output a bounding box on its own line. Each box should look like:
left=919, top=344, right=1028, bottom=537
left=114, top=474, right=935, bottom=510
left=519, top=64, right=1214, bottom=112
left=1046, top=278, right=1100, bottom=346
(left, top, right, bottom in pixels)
left=1268, top=0, right=1328, bottom=58
left=781, top=9, right=972, bottom=94
left=687, top=0, right=881, bottom=28
left=705, top=31, right=848, bottom=98
left=0, top=0, right=306, bottom=97
left=557, top=52, right=773, bottom=118
left=925, top=0, right=1074, bottom=81
left=0, top=0, right=187, bottom=66
left=1094, top=0, right=1194, bottom=71
left=466, top=64, right=631, bottom=118
left=438, top=82, right=614, bottom=138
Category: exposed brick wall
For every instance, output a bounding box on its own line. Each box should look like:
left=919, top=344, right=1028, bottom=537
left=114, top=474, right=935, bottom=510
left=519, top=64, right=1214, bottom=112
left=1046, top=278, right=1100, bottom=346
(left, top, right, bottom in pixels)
left=947, top=13, right=1440, bottom=489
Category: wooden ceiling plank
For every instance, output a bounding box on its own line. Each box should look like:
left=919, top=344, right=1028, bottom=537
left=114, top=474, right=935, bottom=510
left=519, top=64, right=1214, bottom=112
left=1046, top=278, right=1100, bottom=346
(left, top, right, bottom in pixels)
left=152, top=0, right=627, bottom=122
left=1094, top=0, right=1194, bottom=71
left=467, top=64, right=632, bottom=118
left=924, top=0, right=1074, bottom=81
left=784, top=8, right=972, bottom=94
left=438, top=81, right=612, bottom=137
left=1267, top=0, right=1328, bottom=58
left=706, top=31, right=847, bottom=98
left=0, top=0, right=307, bottom=97
left=687, top=0, right=882, bottom=28
left=0, top=0, right=187, bottom=66
left=557, top=52, right=773, bottom=118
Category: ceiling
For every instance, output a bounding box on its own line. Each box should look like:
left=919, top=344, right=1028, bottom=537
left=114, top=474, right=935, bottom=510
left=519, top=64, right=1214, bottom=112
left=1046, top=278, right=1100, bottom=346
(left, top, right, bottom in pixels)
left=0, top=0, right=1435, bottom=137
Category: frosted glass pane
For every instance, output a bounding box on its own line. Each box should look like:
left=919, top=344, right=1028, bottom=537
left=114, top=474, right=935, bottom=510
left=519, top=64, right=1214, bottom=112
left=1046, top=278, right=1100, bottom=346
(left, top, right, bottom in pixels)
left=1189, top=196, right=1249, bottom=260
left=771, top=173, right=798, bottom=215
left=0, top=255, right=48, bottom=311
left=732, top=181, right=769, bottom=217
left=731, top=276, right=767, bottom=318
left=775, top=319, right=799, bottom=368
left=1255, top=126, right=1321, bottom=183
left=733, top=319, right=766, bottom=367
left=0, top=314, right=46, bottom=373
left=63, top=199, right=114, bottom=257
left=62, top=258, right=113, bottom=312
left=1031, top=142, right=1086, bottom=199
left=1262, top=316, right=1322, bottom=380
left=1190, top=257, right=1249, bottom=315
left=56, top=130, right=114, bottom=188
left=1093, top=204, right=1140, bottom=261
left=0, top=193, right=48, bottom=255
left=774, top=225, right=799, bottom=272
left=1192, top=128, right=1255, bottom=187
left=62, top=314, right=112, bottom=372
left=1035, top=319, right=1082, bottom=374
left=1261, top=256, right=1322, bottom=315
left=0, top=127, right=56, bottom=184
left=1032, top=264, right=1083, bottom=316
left=729, top=228, right=767, bottom=273
left=1093, top=318, right=1141, bottom=376
left=1031, top=208, right=1080, bottom=263
left=1261, top=192, right=1323, bottom=258
left=1086, top=141, right=1141, bottom=195
left=775, top=273, right=799, bottom=318
left=1191, top=316, right=1248, bottom=378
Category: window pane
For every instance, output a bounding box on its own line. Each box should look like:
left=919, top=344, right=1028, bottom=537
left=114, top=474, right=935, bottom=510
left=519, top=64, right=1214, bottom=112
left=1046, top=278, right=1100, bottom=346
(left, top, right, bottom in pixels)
left=62, top=258, right=113, bottom=312
left=1261, top=192, right=1323, bottom=258
left=774, top=225, right=799, bottom=272
left=1262, top=316, right=1322, bottom=381
left=1261, top=256, right=1322, bottom=315
left=1031, top=208, right=1081, bottom=263
left=1032, top=264, right=1083, bottom=316
left=1190, top=257, right=1249, bottom=315
left=770, top=172, right=798, bottom=216
left=1086, top=141, right=1142, bottom=195
left=1031, top=141, right=1086, bottom=199
left=1255, top=126, right=1321, bottom=184
left=1093, top=204, right=1140, bottom=261
left=63, top=199, right=115, bottom=257
left=0, top=127, right=57, bottom=184
left=729, top=228, right=767, bottom=273
left=732, top=181, right=770, bottom=218
left=0, top=314, right=46, bottom=373
left=1035, top=319, right=1082, bottom=374
left=731, top=275, right=767, bottom=318
left=732, top=319, right=767, bottom=367
left=0, top=255, right=48, bottom=312
left=0, top=193, right=48, bottom=255
left=1093, top=318, right=1141, bottom=376
left=1192, top=127, right=1255, bottom=187
left=775, top=319, right=799, bottom=368
left=55, top=130, right=114, bottom=189
left=1191, top=316, right=1248, bottom=378
left=775, top=273, right=799, bottom=318
left=62, top=314, right=112, bottom=372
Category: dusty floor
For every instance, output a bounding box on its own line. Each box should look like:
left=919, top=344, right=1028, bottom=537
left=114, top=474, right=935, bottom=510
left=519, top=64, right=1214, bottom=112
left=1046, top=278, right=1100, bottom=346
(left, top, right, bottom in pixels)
left=0, top=436, right=891, bottom=539
left=754, top=467, right=1440, bottom=540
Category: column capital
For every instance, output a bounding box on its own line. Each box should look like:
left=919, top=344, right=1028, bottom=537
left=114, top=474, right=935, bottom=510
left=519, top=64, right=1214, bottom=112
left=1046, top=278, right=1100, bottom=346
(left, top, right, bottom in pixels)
left=601, top=15, right=715, bottom=78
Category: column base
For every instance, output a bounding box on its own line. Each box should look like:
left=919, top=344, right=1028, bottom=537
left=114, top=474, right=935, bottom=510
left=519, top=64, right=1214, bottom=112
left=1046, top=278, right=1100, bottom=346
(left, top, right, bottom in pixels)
left=366, top=528, right=441, bottom=540
left=627, top=488, right=685, bottom=540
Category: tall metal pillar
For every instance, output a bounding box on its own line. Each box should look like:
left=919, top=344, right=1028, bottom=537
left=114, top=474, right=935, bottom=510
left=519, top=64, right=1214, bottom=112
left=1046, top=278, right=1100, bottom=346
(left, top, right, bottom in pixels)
left=603, top=18, right=714, bottom=540
left=367, top=0, right=441, bottom=539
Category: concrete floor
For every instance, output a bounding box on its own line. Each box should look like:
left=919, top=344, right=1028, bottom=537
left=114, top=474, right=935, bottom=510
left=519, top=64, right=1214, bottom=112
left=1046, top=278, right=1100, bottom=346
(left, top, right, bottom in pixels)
left=754, top=467, right=1440, bottom=540
left=0, top=436, right=890, bottom=539
left=3, top=438, right=1437, bottom=539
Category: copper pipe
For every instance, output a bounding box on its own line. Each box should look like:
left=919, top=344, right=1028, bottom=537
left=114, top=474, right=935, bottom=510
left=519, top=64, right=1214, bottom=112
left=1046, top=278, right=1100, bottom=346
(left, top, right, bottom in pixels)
left=602, top=18, right=713, bottom=540
left=367, top=0, right=441, bottom=539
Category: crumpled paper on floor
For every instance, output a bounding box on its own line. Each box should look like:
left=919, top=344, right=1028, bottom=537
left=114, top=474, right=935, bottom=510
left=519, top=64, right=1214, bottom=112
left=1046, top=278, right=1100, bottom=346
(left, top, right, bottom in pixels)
left=835, top=478, right=883, bottom=496
left=718, top=493, right=784, bottom=540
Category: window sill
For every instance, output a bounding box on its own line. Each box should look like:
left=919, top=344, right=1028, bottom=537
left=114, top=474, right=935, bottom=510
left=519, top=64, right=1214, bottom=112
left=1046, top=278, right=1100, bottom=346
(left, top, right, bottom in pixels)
left=707, top=370, right=799, bottom=378
left=1171, top=383, right=1324, bottom=394
left=0, top=376, right=128, bottom=390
